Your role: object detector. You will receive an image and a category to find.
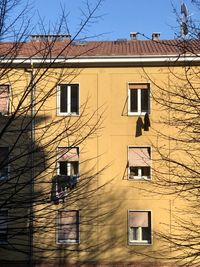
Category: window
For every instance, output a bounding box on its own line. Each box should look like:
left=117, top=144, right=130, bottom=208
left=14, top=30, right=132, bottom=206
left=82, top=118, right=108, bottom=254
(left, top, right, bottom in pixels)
left=57, top=210, right=79, bottom=244
left=57, top=147, right=79, bottom=177
left=128, top=83, right=150, bottom=115
left=57, top=147, right=79, bottom=178
left=0, top=147, right=9, bottom=181
left=57, top=84, right=79, bottom=115
left=0, top=85, right=9, bottom=115
left=0, top=210, right=8, bottom=244
left=128, top=211, right=151, bottom=244
left=54, top=147, right=79, bottom=199
left=128, top=147, right=151, bottom=180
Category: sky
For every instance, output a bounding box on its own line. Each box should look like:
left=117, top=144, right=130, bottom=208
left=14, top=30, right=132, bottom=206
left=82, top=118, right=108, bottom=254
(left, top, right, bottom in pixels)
left=29, top=0, right=198, bottom=41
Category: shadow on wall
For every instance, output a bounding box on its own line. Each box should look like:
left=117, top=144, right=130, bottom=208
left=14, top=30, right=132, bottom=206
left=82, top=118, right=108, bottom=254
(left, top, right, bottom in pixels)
left=0, top=114, right=50, bottom=263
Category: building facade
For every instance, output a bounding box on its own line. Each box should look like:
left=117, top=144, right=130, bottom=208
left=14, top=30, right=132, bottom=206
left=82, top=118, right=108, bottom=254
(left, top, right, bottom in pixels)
left=0, top=35, right=199, bottom=266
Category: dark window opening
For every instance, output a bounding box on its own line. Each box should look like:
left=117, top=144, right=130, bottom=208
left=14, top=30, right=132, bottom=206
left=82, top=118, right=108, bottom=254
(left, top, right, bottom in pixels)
left=141, top=89, right=149, bottom=113
left=60, top=85, right=68, bottom=113
left=130, top=89, right=138, bottom=112
left=71, top=85, right=79, bottom=114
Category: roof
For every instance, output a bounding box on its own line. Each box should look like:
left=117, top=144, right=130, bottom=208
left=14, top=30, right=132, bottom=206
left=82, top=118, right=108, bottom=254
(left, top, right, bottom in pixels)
left=1, top=39, right=200, bottom=58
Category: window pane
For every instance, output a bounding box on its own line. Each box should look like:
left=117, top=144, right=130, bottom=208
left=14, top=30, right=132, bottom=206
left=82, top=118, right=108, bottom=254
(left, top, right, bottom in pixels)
left=0, top=233, right=7, bottom=243
left=71, top=85, right=79, bottom=114
left=129, top=227, right=138, bottom=241
left=0, top=147, right=9, bottom=180
left=141, top=89, right=149, bottom=112
left=60, top=85, right=68, bottom=113
left=141, top=167, right=150, bottom=177
left=0, top=167, right=8, bottom=180
left=59, top=162, right=67, bottom=175
left=130, top=167, right=138, bottom=177
left=59, top=162, right=79, bottom=176
left=130, top=89, right=138, bottom=112
left=71, top=162, right=79, bottom=176
left=142, top=227, right=151, bottom=242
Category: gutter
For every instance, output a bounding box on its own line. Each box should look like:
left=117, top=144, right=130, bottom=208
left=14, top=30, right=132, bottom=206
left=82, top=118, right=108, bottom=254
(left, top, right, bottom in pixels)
left=0, top=54, right=200, bottom=67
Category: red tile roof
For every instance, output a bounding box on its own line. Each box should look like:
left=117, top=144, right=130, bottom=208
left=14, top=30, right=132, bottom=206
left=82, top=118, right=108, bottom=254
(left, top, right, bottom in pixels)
left=0, top=39, right=200, bottom=58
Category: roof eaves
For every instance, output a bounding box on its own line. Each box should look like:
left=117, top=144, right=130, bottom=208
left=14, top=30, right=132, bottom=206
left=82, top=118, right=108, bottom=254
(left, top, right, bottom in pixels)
left=1, top=53, right=200, bottom=66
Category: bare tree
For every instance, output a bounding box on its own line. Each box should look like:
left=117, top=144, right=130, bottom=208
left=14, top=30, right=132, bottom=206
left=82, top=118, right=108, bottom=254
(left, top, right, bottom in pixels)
left=137, top=2, right=200, bottom=266
left=0, top=0, right=108, bottom=266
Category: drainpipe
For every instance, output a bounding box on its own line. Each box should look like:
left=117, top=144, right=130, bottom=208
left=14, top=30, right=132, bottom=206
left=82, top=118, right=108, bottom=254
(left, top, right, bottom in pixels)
left=25, top=60, right=35, bottom=267
left=30, top=59, right=35, bottom=267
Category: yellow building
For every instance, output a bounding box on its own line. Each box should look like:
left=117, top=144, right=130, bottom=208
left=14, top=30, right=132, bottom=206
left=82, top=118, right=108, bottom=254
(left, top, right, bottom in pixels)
left=0, top=34, right=199, bottom=266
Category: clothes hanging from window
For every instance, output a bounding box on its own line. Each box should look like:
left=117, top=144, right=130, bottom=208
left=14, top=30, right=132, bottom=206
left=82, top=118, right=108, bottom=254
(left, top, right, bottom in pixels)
left=144, top=113, right=150, bottom=131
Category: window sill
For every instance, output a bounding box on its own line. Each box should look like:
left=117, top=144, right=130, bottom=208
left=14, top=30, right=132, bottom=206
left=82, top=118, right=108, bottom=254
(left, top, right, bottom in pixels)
left=128, top=112, right=149, bottom=116
left=0, top=114, right=9, bottom=117
left=57, top=240, right=79, bottom=245
left=129, top=176, right=151, bottom=180
left=57, top=112, right=80, bottom=117
left=128, top=240, right=151, bottom=245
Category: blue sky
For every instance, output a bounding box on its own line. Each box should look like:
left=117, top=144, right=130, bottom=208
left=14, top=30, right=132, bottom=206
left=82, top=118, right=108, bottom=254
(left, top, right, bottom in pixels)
left=31, top=0, right=197, bottom=40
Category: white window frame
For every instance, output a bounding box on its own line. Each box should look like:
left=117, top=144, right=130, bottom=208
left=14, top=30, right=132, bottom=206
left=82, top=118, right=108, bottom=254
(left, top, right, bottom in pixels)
left=56, top=210, right=80, bottom=244
left=0, top=146, right=9, bottom=181
left=128, top=146, right=152, bottom=180
left=129, top=226, right=148, bottom=244
left=129, top=166, right=150, bottom=180
left=57, top=84, right=80, bottom=116
left=128, top=83, right=150, bottom=116
left=128, top=210, right=152, bottom=245
left=0, top=209, right=8, bottom=244
left=57, top=162, right=79, bottom=176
